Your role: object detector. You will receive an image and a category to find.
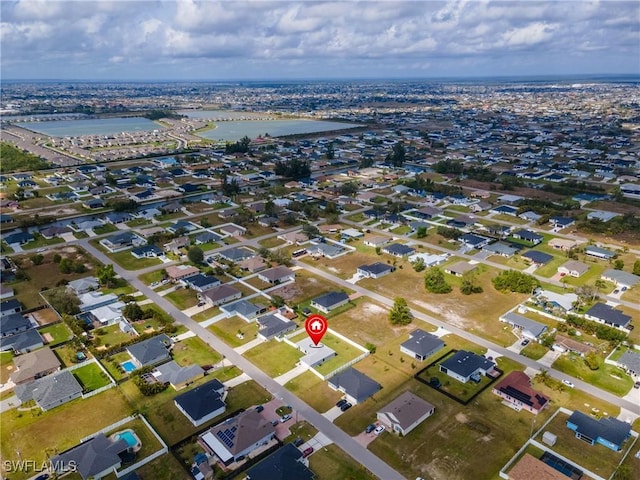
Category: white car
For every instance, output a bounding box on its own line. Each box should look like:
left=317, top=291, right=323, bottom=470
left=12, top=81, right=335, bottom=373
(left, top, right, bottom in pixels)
left=562, top=380, right=574, bottom=388
left=374, top=425, right=385, bottom=435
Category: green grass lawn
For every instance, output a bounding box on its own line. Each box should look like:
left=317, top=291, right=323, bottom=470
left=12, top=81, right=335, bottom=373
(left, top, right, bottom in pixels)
left=552, top=354, right=633, bottom=396
left=190, top=306, right=220, bottom=322
left=314, top=334, right=366, bottom=376
left=1, top=351, right=14, bottom=384
left=22, top=234, right=65, bottom=249
left=284, top=370, right=342, bottom=413
left=109, top=249, right=162, bottom=271
left=53, top=343, right=89, bottom=368
left=94, top=323, right=135, bottom=348
left=0, top=388, right=132, bottom=480
left=165, top=287, right=199, bottom=310
left=171, top=336, right=222, bottom=366
left=135, top=452, right=190, bottom=480
left=72, top=362, right=112, bottom=392
left=258, top=236, right=286, bottom=248
left=139, top=270, right=165, bottom=285
left=243, top=340, right=303, bottom=377
left=93, top=224, right=118, bottom=235
left=519, top=342, right=548, bottom=360
left=309, top=444, right=377, bottom=480
left=208, top=316, right=260, bottom=347
left=101, top=351, right=132, bottom=381
left=38, top=322, right=73, bottom=346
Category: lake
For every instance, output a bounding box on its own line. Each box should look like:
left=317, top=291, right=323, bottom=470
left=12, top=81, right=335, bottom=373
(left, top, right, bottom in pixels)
left=20, top=117, right=163, bottom=137
left=196, top=119, right=365, bottom=141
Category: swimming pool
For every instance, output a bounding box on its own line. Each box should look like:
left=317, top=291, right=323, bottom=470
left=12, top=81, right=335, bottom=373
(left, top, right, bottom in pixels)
left=117, top=430, right=139, bottom=448
left=121, top=361, right=136, bottom=373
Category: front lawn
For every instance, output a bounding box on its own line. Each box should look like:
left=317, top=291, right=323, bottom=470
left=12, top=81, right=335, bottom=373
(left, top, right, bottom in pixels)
left=208, top=316, right=260, bottom=347
left=519, top=342, right=549, bottom=360
left=72, top=362, right=112, bottom=392
left=284, top=370, right=342, bottom=413
left=165, top=287, right=199, bottom=310
left=109, top=250, right=162, bottom=271
left=171, top=336, right=222, bottom=366
left=309, top=444, right=377, bottom=480
left=243, top=340, right=303, bottom=377
left=1, top=352, right=14, bottom=384
left=313, top=334, right=366, bottom=376
left=93, top=323, right=135, bottom=348
left=552, top=353, right=633, bottom=396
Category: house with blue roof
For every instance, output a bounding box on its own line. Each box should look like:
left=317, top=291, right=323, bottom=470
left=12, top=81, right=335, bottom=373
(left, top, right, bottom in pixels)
left=566, top=411, right=631, bottom=451
left=512, top=229, right=543, bottom=245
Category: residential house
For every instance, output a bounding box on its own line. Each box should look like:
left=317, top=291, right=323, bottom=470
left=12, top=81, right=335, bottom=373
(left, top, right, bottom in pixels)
left=40, top=226, right=71, bottom=240
left=408, top=252, right=448, bottom=267
left=342, top=228, right=364, bottom=239
left=0, top=285, right=14, bottom=300
left=88, top=302, right=126, bottom=327
left=154, top=361, right=204, bottom=390
left=558, top=260, right=589, bottom=278
left=14, top=370, right=83, bottom=411
left=446, top=215, right=476, bottom=229
left=377, top=391, right=435, bottom=436
left=521, top=251, right=554, bottom=266
left=10, top=346, right=61, bottom=385
left=357, top=262, right=394, bottom=279
left=492, top=371, right=550, bottom=415
left=174, top=378, right=226, bottom=427
left=277, top=231, right=309, bottom=245
left=308, top=241, right=350, bottom=259
left=566, top=411, right=631, bottom=451
left=512, top=229, right=543, bottom=245
left=400, top=329, right=445, bottom=361
left=167, top=220, right=198, bottom=234
left=221, top=299, right=263, bottom=322
left=245, top=443, right=314, bottom=480
left=103, top=212, right=134, bottom=224
left=83, top=198, right=106, bottom=210
left=601, top=269, right=639, bottom=289
left=584, top=303, right=632, bottom=330
left=165, top=265, right=200, bottom=282
left=163, top=236, right=190, bottom=254
left=256, top=313, right=297, bottom=340
left=507, top=454, right=572, bottom=480
left=363, top=235, right=390, bottom=248
left=616, top=351, right=640, bottom=376
left=99, top=232, right=144, bottom=253
left=535, top=290, right=578, bottom=314
left=491, top=205, right=519, bottom=216
left=460, top=233, right=491, bottom=249
left=183, top=274, right=221, bottom=293
left=67, top=276, right=99, bottom=295
left=198, top=409, right=276, bottom=465
left=126, top=334, right=172, bottom=368
left=217, top=247, right=255, bottom=262
left=51, top=433, right=130, bottom=480
left=78, top=291, right=118, bottom=312
left=257, top=266, right=295, bottom=284
left=382, top=243, right=415, bottom=258
left=131, top=244, right=163, bottom=259
left=0, top=298, right=22, bottom=317
left=238, top=256, right=268, bottom=273
left=310, top=291, right=350, bottom=314
left=439, top=350, right=496, bottom=384
left=585, top=245, right=616, bottom=260
left=201, top=284, right=242, bottom=307
left=328, top=367, right=381, bottom=404
left=500, top=312, right=547, bottom=341
left=219, top=224, right=247, bottom=237
left=553, top=334, right=596, bottom=357
left=0, top=312, right=30, bottom=337
left=550, top=216, right=575, bottom=229
left=412, top=206, right=442, bottom=219
left=296, top=338, right=336, bottom=367
left=444, top=261, right=476, bottom=277
left=194, top=231, right=223, bottom=245
left=0, top=328, right=44, bottom=354
left=548, top=238, right=579, bottom=251
left=3, top=231, right=33, bottom=245
left=483, top=242, right=520, bottom=258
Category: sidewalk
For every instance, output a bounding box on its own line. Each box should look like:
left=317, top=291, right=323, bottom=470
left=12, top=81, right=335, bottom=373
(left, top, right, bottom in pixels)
left=234, top=337, right=266, bottom=355
left=223, top=372, right=251, bottom=389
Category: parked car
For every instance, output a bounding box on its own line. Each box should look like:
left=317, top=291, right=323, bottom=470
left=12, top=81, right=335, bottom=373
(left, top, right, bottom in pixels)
left=520, top=339, right=530, bottom=346
left=562, top=380, right=575, bottom=388
left=336, top=399, right=347, bottom=408
left=271, top=420, right=279, bottom=426
left=255, top=405, right=264, bottom=413
left=34, top=475, right=49, bottom=480
left=365, top=424, right=376, bottom=434
left=302, top=447, right=314, bottom=458
left=622, top=286, right=628, bottom=291
left=613, top=289, right=620, bottom=294
left=633, top=381, right=640, bottom=389
left=280, top=414, right=292, bottom=423
left=340, top=402, right=352, bottom=412
left=293, top=437, right=304, bottom=447
left=374, top=425, right=385, bottom=435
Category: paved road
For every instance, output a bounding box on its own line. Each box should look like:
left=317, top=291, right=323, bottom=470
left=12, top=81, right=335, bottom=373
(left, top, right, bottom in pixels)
left=79, top=239, right=404, bottom=480
left=295, top=261, right=640, bottom=416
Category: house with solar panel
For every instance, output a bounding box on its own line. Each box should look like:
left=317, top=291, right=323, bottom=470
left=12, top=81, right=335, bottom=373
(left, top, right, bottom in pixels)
left=198, top=409, right=276, bottom=466
left=492, top=371, right=550, bottom=415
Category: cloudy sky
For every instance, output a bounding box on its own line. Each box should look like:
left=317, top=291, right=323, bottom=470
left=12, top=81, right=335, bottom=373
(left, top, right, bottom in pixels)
left=1, top=0, right=638, bottom=80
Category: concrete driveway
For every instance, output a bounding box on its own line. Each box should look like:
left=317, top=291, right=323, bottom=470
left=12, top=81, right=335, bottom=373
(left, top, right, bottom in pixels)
left=322, top=405, right=345, bottom=422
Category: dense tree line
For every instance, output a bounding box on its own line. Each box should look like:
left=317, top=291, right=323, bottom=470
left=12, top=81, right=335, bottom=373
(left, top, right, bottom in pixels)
left=225, top=136, right=251, bottom=154
left=143, top=110, right=185, bottom=120
left=0, top=142, right=50, bottom=173
left=274, top=157, right=311, bottom=179
left=436, top=226, right=463, bottom=240
left=577, top=214, right=640, bottom=236
left=492, top=270, right=539, bottom=293
left=564, top=315, right=627, bottom=343
left=424, top=267, right=452, bottom=294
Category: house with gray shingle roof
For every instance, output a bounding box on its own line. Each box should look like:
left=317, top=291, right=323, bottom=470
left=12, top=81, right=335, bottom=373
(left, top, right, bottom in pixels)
left=377, top=391, right=435, bottom=436
left=126, top=334, right=172, bottom=368
left=174, top=378, right=226, bottom=427
left=14, top=370, right=83, bottom=411
left=328, top=368, right=381, bottom=404
left=153, top=361, right=204, bottom=390
left=400, top=329, right=445, bottom=361
left=256, top=313, right=297, bottom=340
left=51, top=433, right=129, bottom=480
left=616, top=351, right=640, bottom=376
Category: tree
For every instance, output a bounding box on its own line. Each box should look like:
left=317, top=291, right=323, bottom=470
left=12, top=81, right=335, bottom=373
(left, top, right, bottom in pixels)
left=424, top=267, right=452, bottom=294
left=325, top=142, right=335, bottom=160
left=47, top=288, right=80, bottom=315
left=613, top=259, right=624, bottom=270
left=633, top=260, right=640, bottom=276
left=460, top=273, right=483, bottom=295
left=416, top=226, right=427, bottom=238
left=360, top=156, right=374, bottom=168
left=302, top=223, right=320, bottom=239
left=123, top=303, right=144, bottom=321
left=492, top=270, right=539, bottom=294
left=270, top=295, right=285, bottom=308
left=412, top=258, right=426, bottom=272
left=389, top=297, right=412, bottom=325
left=584, top=351, right=602, bottom=371
left=97, top=264, right=116, bottom=288
left=187, top=246, right=204, bottom=265
left=386, top=141, right=406, bottom=167
left=30, top=254, right=44, bottom=265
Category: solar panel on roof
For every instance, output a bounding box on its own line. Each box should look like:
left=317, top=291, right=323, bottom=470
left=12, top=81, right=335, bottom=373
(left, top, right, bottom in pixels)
left=500, top=386, right=534, bottom=407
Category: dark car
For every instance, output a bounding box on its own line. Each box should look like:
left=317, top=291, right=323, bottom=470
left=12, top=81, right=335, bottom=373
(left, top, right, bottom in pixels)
left=365, top=424, right=376, bottom=434
left=255, top=405, right=264, bottom=413
left=340, top=402, right=352, bottom=412
left=302, top=447, right=314, bottom=458
left=634, top=382, right=640, bottom=389
left=34, top=475, right=49, bottom=480
left=336, top=398, right=347, bottom=408
left=293, top=437, right=304, bottom=447
left=271, top=420, right=279, bottom=426
left=520, top=339, right=530, bottom=346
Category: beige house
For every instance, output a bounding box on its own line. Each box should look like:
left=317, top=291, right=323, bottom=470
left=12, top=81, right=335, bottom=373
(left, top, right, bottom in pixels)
left=548, top=238, right=578, bottom=251
left=376, top=391, right=435, bottom=436
left=10, top=346, right=61, bottom=385
left=558, top=260, right=589, bottom=278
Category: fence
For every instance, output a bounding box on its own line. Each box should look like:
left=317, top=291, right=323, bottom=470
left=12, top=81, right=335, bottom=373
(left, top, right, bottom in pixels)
left=66, top=357, right=117, bottom=399
left=115, top=415, right=169, bottom=478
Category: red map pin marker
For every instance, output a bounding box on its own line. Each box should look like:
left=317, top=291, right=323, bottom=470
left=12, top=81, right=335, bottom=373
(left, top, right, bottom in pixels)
left=305, top=314, right=328, bottom=346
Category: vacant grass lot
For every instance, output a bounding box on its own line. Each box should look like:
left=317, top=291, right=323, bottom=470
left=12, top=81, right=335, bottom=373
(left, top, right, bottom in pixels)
left=519, top=342, right=548, bottom=360
left=309, top=444, right=377, bottom=480
left=0, top=388, right=131, bottom=480
left=171, top=336, right=222, bottom=366
left=552, top=353, right=633, bottom=396
left=284, top=370, right=342, bottom=413
left=0, top=351, right=14, bottom=384
left=302, top=250, right=390, bottom=280
left=535, top=411, right=632, bottom=479
left=243, top=340, right=303, bottom=377
left=191, top=306, right=220, bottom=322
left=165, top=287, right=199, bottom=310
left=135, top=452, right=190, bottom=480
left=72, top=362, right=112, bottom=392
left=258, top=236, right=286, bottom=248
left=276, top=269, right=346, bottom=305
left=208, top=316, right=260, bottom=347
left=39, top=322, right=73, bottom=346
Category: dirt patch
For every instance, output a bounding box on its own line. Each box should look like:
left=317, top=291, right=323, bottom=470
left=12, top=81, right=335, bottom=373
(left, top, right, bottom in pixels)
left=362, top=303, right=388, bottom=315
left=455, top=412, right=469, bottom=424
left=269, top=284, right=302, bottom=302
left=42, top=333, right=54, bottom=343
left=31, top=308, right=59, bottom=326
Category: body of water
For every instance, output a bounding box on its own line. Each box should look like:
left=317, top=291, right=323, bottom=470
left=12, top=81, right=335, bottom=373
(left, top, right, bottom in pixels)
left=197, top=119, right=365, bottom=141
left=20, top=117, right=163, bottom=137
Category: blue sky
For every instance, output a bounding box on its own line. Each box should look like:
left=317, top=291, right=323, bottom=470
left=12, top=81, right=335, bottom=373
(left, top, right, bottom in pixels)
left=1, top=0, right=639, bottom=80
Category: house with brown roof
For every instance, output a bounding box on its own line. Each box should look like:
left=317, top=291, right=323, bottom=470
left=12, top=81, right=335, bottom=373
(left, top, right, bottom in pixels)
left=165, top=265, right=200, bottom=282
left=376, top=391, right=435, bottom=436
left=200, top=284, right=242, bottom=307
left=553, top=335, right=596, bottom=357
left=238, top=257, right=268, bottom=273
left=10, top=346, right=61, bottom=385
left=558, top=260, right=589, bottom=278
left=507, top=454, right=570, bottom=480
left=257, top=266, right=295, bottom=284
left=277, top=231, right=309, bottom=245
left=492, top=371, right=550, bottom=415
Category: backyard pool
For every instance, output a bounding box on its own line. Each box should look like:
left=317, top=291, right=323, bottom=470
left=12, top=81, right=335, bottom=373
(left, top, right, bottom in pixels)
left=121, top=361, right=136, bottom=373
left=111, top=428, right=142, bottom=453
